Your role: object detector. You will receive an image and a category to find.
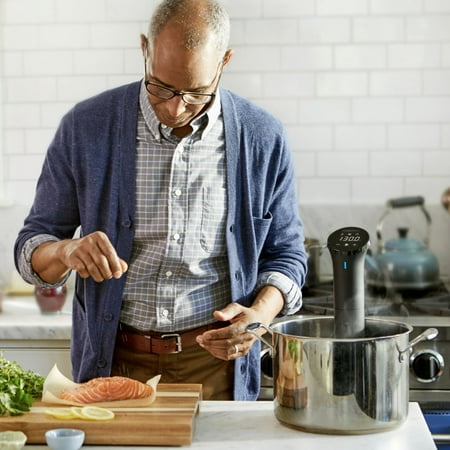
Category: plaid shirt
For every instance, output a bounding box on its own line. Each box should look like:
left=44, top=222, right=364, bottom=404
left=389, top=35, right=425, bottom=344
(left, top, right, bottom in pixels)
left=120, top=84, right=230, bottom=331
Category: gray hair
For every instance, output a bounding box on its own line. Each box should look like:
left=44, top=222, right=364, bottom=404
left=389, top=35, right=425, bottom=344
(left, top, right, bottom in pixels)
left=147, top=0, right=230, bottom=57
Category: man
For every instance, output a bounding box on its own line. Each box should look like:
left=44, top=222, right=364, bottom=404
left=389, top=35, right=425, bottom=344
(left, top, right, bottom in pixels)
left=14, top=0, right=307, bottom=400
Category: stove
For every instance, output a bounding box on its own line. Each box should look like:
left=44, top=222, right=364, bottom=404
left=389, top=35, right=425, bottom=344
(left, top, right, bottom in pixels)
left=258, top=278, right=450, bottom=447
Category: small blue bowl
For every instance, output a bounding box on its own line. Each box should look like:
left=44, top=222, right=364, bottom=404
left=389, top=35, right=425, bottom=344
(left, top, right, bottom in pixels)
left=45, top=428, right=85, bottom=450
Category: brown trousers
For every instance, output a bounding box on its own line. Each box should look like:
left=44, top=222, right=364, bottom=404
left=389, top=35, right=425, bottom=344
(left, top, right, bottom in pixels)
left=111, top=343, right=234, bottom=400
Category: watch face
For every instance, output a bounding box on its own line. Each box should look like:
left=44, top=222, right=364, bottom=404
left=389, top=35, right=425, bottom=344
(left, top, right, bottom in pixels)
left=327, top=227, right=370, bottom=254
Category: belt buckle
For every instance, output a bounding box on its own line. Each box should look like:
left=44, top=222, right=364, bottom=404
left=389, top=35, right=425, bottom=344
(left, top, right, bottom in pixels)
left=160, top=333, right=182, bottom=353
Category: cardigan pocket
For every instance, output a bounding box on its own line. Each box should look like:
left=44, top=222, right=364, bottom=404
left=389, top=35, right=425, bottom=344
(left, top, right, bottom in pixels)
left=252, top=213, right=273, bottom=255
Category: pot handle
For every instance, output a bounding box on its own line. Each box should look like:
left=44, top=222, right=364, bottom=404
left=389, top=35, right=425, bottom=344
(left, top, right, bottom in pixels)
left=398, top=327, right=438, bottom=362
left=246, top=322, right=273, bottom=351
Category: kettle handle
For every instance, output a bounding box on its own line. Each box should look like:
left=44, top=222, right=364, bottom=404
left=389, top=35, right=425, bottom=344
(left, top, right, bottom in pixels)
left=387, top=196, right=424, bottom=209
left=376, top=196, right=432, bottom=252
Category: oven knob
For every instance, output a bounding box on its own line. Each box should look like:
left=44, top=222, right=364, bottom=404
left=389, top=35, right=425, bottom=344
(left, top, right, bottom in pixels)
left=410, top=350, right=444, bottom=383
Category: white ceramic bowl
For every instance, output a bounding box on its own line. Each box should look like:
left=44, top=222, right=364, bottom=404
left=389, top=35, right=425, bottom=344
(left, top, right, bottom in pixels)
left=0, top=431, right=27, bottom=450
left=45, top=428, right=85, bottom=450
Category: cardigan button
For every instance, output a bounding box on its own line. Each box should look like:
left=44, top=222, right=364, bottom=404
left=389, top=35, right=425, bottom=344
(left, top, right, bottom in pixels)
left=97, top=359, right=107, bottom=368
left=122, top=220, right=131, bottom=228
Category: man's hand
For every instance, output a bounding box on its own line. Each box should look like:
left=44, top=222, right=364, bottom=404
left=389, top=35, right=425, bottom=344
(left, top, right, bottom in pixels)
left=31, top=231, right=128, bottom=284
left=196, top=285, right=284, bottom=360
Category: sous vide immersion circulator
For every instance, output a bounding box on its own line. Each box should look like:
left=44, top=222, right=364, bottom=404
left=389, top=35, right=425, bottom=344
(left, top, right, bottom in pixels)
left=327, top=227, right=370, bottom=338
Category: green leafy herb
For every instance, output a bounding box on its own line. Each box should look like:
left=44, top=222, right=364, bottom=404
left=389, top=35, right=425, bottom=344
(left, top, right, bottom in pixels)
left=0, top=354, right=45, bottom=416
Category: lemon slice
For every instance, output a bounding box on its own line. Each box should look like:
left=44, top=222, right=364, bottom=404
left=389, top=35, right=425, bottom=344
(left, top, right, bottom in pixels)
left=69, top=407, right=85, bottom=419
left=0, top=430, right=27, bottom=443
left=0, top=430, right=27, bottom=450
left=44, top=408, right=77, bottom=420
left=78, top=406, right=115, bottom=421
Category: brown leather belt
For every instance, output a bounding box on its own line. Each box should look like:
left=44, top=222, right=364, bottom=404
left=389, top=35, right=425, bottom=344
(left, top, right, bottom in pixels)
left=116, top=322, right=228, bottom=355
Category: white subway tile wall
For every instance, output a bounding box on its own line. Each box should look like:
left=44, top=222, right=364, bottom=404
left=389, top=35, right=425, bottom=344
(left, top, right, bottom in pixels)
left=1, top=0, right=450, bottom=206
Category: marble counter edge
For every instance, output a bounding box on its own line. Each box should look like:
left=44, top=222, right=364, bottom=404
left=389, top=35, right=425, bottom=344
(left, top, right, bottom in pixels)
left=0, top=295, right=72, bottom=340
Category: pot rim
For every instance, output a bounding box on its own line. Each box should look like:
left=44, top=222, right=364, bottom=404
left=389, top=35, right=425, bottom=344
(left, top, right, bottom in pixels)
left=271, top=316, right=413, bottom=342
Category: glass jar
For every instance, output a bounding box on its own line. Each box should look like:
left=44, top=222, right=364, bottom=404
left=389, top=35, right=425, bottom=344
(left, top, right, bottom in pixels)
left=34, top=284, right=67, bottom=314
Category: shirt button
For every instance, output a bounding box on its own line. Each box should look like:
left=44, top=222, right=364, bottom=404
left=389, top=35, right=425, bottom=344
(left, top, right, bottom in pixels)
left=173, top=188, right=182, bottom=197
left=173, top=233, right=180, bottom=241
left=165, top=271, right=173, bottom=278
left=162, top=309, right=169, bottom=318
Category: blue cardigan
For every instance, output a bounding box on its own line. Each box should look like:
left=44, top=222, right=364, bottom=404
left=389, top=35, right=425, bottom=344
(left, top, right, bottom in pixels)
left=14, top=82, right=307, bottom=400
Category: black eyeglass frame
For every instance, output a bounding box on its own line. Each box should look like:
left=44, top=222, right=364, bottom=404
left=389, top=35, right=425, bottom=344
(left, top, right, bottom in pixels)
left=144, top=60, right=223, bottom=105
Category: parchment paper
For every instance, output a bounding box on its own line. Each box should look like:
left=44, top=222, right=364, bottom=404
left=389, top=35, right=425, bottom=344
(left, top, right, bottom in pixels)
left=41, top=364, right=160, bottom=407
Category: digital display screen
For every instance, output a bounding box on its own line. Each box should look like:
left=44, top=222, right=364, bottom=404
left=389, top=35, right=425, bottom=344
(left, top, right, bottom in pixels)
left=339, top=233, right=361, bottom=242
left=327, top=227, right=370, bottom=254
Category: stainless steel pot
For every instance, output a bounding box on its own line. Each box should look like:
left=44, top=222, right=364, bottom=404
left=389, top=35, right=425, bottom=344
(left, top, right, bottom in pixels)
left=248, top=317, right=437, bottom=434
left=304, top=238, right=324, bottom=288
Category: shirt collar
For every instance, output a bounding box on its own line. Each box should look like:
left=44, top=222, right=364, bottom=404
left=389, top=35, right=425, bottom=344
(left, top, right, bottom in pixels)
left=139, top=80, right=221, bottom=141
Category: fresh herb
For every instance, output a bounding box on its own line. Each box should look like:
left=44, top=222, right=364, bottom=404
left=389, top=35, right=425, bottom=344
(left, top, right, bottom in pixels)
left=0, top=355, right=45, bottom=416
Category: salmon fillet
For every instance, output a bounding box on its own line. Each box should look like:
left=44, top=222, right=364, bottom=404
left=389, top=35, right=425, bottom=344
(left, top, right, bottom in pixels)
left=60, top=376, right=153, bottom=403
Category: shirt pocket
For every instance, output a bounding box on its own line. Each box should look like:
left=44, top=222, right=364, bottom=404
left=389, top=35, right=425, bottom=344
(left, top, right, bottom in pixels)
left=200, top=186, right=227, bottom=255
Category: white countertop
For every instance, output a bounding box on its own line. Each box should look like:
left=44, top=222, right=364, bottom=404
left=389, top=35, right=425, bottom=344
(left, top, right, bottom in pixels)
left=24, top=401, right=435, bottom=449
left=0, top=295, right=71, bottom=340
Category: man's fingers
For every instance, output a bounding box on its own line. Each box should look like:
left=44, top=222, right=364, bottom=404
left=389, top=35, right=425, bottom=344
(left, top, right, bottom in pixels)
left=95, top=235, right=126, bottom=278
left=63, top=232, right=127, bottom=281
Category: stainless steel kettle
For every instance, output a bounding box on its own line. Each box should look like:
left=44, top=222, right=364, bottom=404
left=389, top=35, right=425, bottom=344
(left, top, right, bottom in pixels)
left=365, top=196, right=440, bottom=292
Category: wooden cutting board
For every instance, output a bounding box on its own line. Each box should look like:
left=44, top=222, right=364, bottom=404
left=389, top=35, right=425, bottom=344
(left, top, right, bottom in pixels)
left=0, top=383, right=202, bottom=446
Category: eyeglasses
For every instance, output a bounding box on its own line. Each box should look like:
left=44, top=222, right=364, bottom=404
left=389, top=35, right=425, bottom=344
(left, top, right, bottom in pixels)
left=144, top=61, right=222, bottom=105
